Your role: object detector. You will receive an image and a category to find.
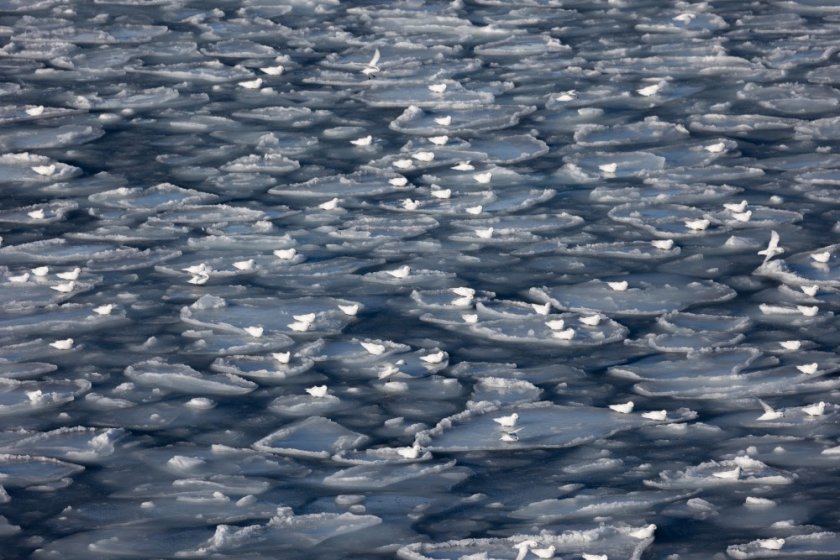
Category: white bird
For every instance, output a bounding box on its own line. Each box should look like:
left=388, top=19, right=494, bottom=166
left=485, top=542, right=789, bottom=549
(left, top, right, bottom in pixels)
left=473, top=172, right=492, bottom=184
left=797, top=305, right=819, bottom=317
left=338, top=304, right=359, bottom=316
left=238, top=78, right=263, bottom=90
left=462, top=313, right=478, bottom=324
left=32, top=266, right=49, bottom=277
left=233, top=259, right=254, bottom=271
left=493, top=413, right=519, bottom=428
left=396, top=445, right=421, bottom=459
left=451, top=287, right=475, bottom=298
left=609, top=401, right=634, bottom=414
left=389, top=176, right=408, bottom=187
left=475, top=227, right=494, bottom=239
left=801, top=284, right=819, bottom=297
left=413, top=151, right=435, bottom=162
left=402, top=199, right=420, bottom=210
left=452, top=161, right=474, bottom=171
left=628, top=524, right=656, bottom=539
left=361, top=341, right=386, bottom=355
left=607, top=280, right=628, bottom=291
left=530, top=545, right=556, bottom=559
left=306, top=385, right=328, bottom=398
left=182, top=263, right=208, bottom=275
left=431, top=188, right=451, bottom=199
left=434, top=115, right=452, bottom=126
left=757, top=399, right=783, bottom=421
left=386, top=265, right=410, bottom=279
left=27, top=209, right=45, bottom=219
left=552, top=327, right=575, bottom=340
left=188, top=274, right=209, bottom=285
left=651, top=239, right=674, bottom=250
left=287, top=321, right=310, bottom=332
left=273, top=352, right=291, bottom=364
left=8, top=272, right=29, bottom=283
left=531, top=302, right=551, bottom=315
left=393, top=159, right=413, bottom=170
left=420, top=351, right=446, bottom=364
left=465, top=205, right=483, bottom=215
left=50, top=281, right=75, bottom=293
left=598, top=162, right=618, bottom=174
left=429, top=135, right=449, bottom=146
left=545, top=319, right=565, bottom=330
left=641, top=410, right=667, bottom=421
left=50, top=338, right=74, bottom=350
left=362, top=48, right=380, bottom=76
left=802, top=401, right=826, bottom=417
left=580, top=314, right=602, bottom=326
left=428, top=83, right=447, bottom=94
left=318, top=198, right=340, bottom=210
left=811, top=251, right=831, bottom=263
left=684, top=218, right=710, bottom=231
left=758, top=231, right=783, bottom=262
left=780, top=340, right=801, bottom=350
left=259, top=65, right=284, bottom=75
left=724, top=200, right=748, bottom=212
left=636, top=83, right=662, bottom=97
left=32, top=164, right=56, bottom=176
left=581, top=554, right=608, bottom=560
left=26, top=105, right=44, bottom=116
left=705, top=142, right=727, bottom=153
left=712, top=466, right=741, bottom=480
left=92, top=304, right=113, bottom=316
left=243, top=326, right=263, bottom=338
left=796, top=362, right=818, bottom=374
left=56, top=267, right=80, bottom=280
left=731, top=210, right=752, bottom=223
left=757, top=538, right=785, bottom=551
left=555, top=90, right=577, bottom=101
left=274, top=248, right=297, bottom=260
left=350, top=135, right=372, bottom=147
left=293, top=313, right=315, bottom=325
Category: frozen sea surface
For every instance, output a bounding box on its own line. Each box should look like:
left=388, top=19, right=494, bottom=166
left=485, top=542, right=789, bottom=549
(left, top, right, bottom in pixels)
left=2, top=0, right=840, bottom=558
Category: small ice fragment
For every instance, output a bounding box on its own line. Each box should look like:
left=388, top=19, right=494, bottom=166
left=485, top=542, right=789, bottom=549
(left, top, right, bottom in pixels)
left=429, top=135, right=448, bottom=146
left=26, top=105, right=44, bottom=116
left=705, top=142, right=726, bottom=153
left=32, top=165, right=56, bottom=176
left=389, top=176, right=408, bottom=187
left=757, top=538, right=785, bottom=551
left=531, top=302, right=551, bottom=315
left=780, top=340, right=801, bottom=350
left=428, top=83, right=447, bottom=94
left=273, top=352, right=291, bottom=364
left=685, top=218, right=710, bottom=231
left=811, top=251, right=831, bottom=263
left=393, top=159, right=413, bottom=169
left=451, top=287, right=475, bottom=298
left=452, top=161, right=474, bottom=171
left=233, top=259, right=254, bottom=271
left=185, top=398, right=214, bottom=410
left=431, top=188, right=451, bottom=199
left=238, top=78, right=263, bottom=89
left=636, top=83, right=661, bottom=97
left=629, top=524, right=656, bottom=539
left=545, top=319, right=565, bottom=330
left=318, top=198, right=340, bottom=210
left=797, top=305, right=818, bottom=317
left=462, top=313, right=478, bottom=323
left=598, top=163, right=618, bottom=174
left=434, top=115, right=452, bottom=126
left=27, top=209, right=45, bottom=220
left=731, top=210, right=751, bottom=222
left=607, top=280, right=628, bottom=291
left=413, top=151, right=435, bottom=162
left=712, top=466, right=741, bottom=479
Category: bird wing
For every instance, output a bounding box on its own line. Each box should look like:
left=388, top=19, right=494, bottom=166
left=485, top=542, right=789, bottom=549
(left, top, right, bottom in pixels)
left=757, top=399, right=776, bottom=414
left=368, top=48, right=380, bottom=67
left=768, top=230, right=779, bottom=249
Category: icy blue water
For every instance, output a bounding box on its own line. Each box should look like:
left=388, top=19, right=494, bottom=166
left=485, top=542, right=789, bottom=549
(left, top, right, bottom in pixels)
left=2, top=0, right=840, bottom=558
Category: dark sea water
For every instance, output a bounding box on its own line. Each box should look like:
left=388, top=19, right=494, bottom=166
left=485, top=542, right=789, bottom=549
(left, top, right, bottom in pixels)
left=2, top=0, right=840, bottom=558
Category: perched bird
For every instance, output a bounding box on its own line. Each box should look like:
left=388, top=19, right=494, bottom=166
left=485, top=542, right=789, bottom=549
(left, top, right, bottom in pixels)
left=8, top=272, right=29, bottom=283
left=452, top=161, right=474, bottom=171
left=56, top=267, right=80, bottom=280
left=360, top=341, right=386, bottom=355
left=545, top=319, right=565, bottom=330
left=651, top=239, right=674, bottom=250
left=273, top=248, right=297, bottom=260
left=636, top=83, right=662, bottom=97
left=50, top=281, right=75, bottom=293
left=402, top=199, right=420, bottom=210
left=802, top=401, right=826, bottom=417
left=420, top=351, right=446, bottom=364
left=800, top=285, right=819, bottom=297
left=50, top=338, right=74, bottom=350
left=493, top=412, right=519, bottom=428
left=780, top=340, right=801, bottom=350
left=237, top=78, right=263, bottom=90
left=724, top=200, right=748, bottom=212
left=243, top=326, right=263, bottom=338
left=389, top=176, right=408, bottom=187
left=465, top=205, right=483, bottom=215
left=684, top=218, right=710, bottom=231
left=431, top=188, right=451, bottom=199
left=306, top=385, right=328, bottom=398
left=580, top=314, right=602, bottom=326
left=429, top=135, right=448, bottom=146
left=473, top=172, right=492, bottom=184
left=475, top=227, right=494, bottom=239
left=32, top=266, right=49, bottom=277
left=551, top=327, right=575, bottom=340
left=233, top=259, right=254, bottom=271
left=598, top=162, right=618, bottom=174
left=757, top=538, right=785, bottom=551
left=413, top=151, right=435, bottom=162
left=811, top=251, right=831, bottom=264
left=338, top=304, right=359, bottom=316
left=27, top=209, right=45, bottom=219
left=318, top=198, right=340, bottom=210
left=607, top=280, right=628, bottom=291
left=531, top=302, right=551, bottom=315
left=434, top=115, right=452, bottom=126
left=93, top=304, right=114, bottom=315
left=641, top=410, right=667, bottom=421
left=705, top=142, right=726, bottom=153
left=428, top=83, right=447, bottom=94
left=350, top=135, right=373, bottom=147
left=609, top=401, right=634, bottom=414
left=273, top=352, right=291, bottom=364
left=26, top=105, right=44, bottom=116
left=796, top=362, right=819, bottom=374
left=530, top=545, right=556, bottom=559
left=32, top=164, right=56, bottom=176
left=386, top=265, right=410, bottom=279
left=628, top=524, right=656, bottom=539
left=259, top=64, right=284, bottom=75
